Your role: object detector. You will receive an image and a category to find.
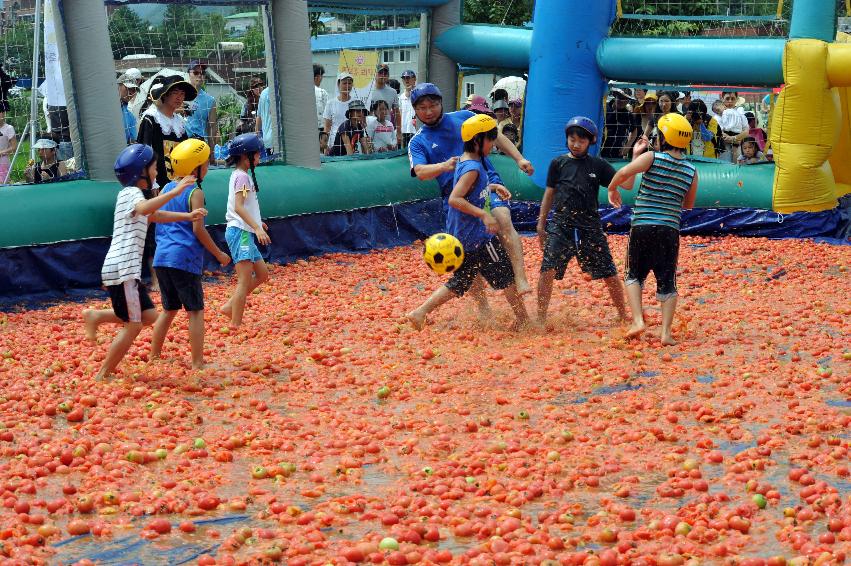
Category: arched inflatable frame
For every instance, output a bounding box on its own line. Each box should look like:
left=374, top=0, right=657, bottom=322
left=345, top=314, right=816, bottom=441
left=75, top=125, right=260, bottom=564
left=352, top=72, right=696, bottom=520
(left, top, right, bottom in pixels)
left=0, top=0, right=848, bottom=298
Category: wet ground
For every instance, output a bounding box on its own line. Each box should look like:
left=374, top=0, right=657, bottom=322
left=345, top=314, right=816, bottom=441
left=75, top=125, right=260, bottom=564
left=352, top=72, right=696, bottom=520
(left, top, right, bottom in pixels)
left=0, top=235, right=848, bottom=564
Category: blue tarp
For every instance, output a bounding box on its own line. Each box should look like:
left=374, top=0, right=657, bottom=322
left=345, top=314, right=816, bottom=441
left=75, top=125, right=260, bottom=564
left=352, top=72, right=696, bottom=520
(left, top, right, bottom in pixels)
left=1, top=198, right=848, bottom=308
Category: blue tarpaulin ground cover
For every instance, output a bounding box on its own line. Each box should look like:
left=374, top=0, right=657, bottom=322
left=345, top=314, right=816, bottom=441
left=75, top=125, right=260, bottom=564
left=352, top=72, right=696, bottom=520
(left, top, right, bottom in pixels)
left=1, top=198, right=848, bottom=309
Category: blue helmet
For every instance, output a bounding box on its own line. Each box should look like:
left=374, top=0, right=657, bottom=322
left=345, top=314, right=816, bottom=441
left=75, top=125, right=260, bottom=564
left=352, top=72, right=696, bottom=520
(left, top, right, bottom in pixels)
left=228, top=133, right=265, bottom=158
left=565, top=116, right=599, bottom=143
left=114, top=144, right=156, bottom=187
left=410, top=82, right=442, bottom=106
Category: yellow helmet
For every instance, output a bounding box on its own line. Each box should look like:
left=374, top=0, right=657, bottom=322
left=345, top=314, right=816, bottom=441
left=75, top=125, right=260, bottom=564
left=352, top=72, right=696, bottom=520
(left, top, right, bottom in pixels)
left=170, top=138, right=210, bottom=177
left=461, top=114, right=498, bottom=142
left=656, top=113, right=693, bottom=149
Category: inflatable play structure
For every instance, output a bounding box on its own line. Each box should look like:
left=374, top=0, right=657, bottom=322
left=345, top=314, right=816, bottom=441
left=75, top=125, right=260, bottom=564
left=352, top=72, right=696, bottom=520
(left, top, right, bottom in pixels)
left=0, top=0, right=849, bottom=298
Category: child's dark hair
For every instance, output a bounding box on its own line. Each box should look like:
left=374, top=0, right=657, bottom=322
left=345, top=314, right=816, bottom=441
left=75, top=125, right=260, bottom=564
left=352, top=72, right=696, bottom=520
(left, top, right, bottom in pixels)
left=565, top=125, right=593, bottom=143
left=463, top=127, right=498, bottom=159
left=658, top=131, right=677, bottom=152
left=370, top=99, right=389, bottom=114
left=741, top=136, right=758, bottom=150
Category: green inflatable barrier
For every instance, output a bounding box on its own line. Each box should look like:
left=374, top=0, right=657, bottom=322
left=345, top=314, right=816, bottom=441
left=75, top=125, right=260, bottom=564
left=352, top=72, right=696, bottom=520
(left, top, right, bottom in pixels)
left=0, top=155, right=774, bottom=249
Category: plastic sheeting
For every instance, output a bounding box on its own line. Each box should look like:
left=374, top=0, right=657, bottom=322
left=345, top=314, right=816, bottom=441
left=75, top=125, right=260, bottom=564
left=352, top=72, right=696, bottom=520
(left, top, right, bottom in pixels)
left=2, top=198, right=848, bottom=304
left=0, top=200, right=443, bottom=300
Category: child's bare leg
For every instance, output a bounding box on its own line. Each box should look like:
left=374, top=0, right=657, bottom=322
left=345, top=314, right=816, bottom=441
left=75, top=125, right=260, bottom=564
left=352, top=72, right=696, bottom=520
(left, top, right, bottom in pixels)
left=536, top=270, right=556, bottom=325
left=503, top=285, right=530, bottom=330
left=95, top=322, right=143, bottom=380
left=468, top=275, right=492, bottom=323
left=406, top=285, right=456, bottom=330
left=222, top=260, right=268, bottom=316
left=603, top=276, right=628, bottom=321
left=227, top=261, right=255, bottom=328
left=82, top=309, right=122, bottom=342
left=659, top=295, right=678, bottom=346
left=149, top=259, right=160, bottom=293
left=624, top=281, right=645, bottom=339
left=188, top=310, right=205, bottom=368
left=492, top=207, right=531, bottom=295
left=150, top=310, right=178, bottom=360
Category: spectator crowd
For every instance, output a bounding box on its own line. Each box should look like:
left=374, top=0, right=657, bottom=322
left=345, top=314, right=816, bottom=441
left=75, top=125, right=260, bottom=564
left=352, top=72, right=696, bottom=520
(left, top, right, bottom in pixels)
left=0, top=57, right=774, bottom=189
left=600, top=86, right=770, bottom=165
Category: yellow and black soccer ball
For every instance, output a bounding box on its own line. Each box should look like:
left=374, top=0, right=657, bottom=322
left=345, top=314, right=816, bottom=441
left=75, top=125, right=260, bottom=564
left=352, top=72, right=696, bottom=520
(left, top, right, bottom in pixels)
left=423, top=233, right=464, bottom=275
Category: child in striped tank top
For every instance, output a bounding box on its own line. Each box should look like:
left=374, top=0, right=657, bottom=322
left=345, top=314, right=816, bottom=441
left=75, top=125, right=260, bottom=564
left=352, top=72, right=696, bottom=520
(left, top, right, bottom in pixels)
left=607, top=114, right=699, bottom=346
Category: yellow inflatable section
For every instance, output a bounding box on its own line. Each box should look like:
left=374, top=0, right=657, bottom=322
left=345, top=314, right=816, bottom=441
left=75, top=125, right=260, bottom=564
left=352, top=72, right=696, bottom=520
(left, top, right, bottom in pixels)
left=828, top=32, right=851, bottom=199
left=771, top=35, right=851, bottom=213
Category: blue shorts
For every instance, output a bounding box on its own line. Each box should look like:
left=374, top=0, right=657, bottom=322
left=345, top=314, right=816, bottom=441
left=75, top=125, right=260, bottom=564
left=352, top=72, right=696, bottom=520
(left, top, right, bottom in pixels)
left=225, top=226, right=264, bottom=264
left=441, top=192, right=509, bottom=218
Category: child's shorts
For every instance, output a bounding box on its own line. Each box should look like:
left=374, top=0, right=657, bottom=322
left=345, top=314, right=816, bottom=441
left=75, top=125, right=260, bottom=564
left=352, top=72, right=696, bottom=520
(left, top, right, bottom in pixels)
left=540, top=222, right=617, bottom=280
left=154, top=266, right=204, bottom=312
left=625, top=224, right=680, bottom=300
left=226, top=226, right=264, bottom=263
left=445, top=238, right=514, bottom=296
left=107, top=280, right=155, bottom=323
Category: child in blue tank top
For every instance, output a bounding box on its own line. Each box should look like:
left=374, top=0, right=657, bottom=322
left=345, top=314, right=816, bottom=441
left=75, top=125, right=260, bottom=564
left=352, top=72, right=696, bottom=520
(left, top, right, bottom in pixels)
left=607, top=114, right=699, bottom=346
left=407, top=115, right=529, bottom=331
left=150, top=139, right=231, bottom=370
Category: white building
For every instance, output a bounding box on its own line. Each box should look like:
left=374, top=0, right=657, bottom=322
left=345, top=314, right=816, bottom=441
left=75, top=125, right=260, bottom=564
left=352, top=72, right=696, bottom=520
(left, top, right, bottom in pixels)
left=318, top=15, right=348, bottom=34
left=225, top=11, right=258, bottom=36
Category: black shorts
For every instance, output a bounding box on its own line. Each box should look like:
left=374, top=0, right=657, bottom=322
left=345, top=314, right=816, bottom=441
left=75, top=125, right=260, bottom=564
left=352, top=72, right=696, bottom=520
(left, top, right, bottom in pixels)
left=625, top=224, right=680, bottom=299
left=154, top=266, right=204, bottom=312
left=540, top=221, right=617, bottom=280
left=107, top=280, right=155, bottom=323
left=143, top=224, right=156, bottom=266
left=445, top=238, right=514, bottom=296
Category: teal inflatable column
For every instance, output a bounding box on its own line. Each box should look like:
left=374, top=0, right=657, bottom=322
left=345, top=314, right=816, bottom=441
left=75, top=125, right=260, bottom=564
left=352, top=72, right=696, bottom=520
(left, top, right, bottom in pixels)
left=523, top=0, right=617, bottom=187
left=789, top=0, right=836, bottom=41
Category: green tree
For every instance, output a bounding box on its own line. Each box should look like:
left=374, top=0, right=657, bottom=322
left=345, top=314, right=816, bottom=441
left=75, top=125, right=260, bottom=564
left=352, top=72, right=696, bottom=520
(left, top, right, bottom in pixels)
left=157, top=5, right=201, bottom=58
left=107, top=6, right=153, bottom=59
left=242, top=18, right=266, bottom=60
left=1, top=20, right=36, bottom=77
left=186, top=13, right=228, bottom=59
left=463, top=0, right=534, bottom=26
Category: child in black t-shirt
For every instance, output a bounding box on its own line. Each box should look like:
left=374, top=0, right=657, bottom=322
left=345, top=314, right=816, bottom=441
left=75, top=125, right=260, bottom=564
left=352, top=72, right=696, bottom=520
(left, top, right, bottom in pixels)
left=328, top=99, right=373, bottom=156
left=536, top=116, right=642, bottom=325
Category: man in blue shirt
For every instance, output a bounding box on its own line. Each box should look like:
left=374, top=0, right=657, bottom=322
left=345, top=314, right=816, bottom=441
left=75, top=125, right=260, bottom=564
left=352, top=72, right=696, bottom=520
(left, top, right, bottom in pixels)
left=408, top=82, right=535, bottom=314
left=117, top=73, right=138, bottom=144
left=184, top=60, right=218, bottom=157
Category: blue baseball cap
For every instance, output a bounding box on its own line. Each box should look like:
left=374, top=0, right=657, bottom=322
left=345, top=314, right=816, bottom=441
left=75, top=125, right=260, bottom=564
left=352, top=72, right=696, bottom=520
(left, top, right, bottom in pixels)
left=401, top=69, right=416, bottom=78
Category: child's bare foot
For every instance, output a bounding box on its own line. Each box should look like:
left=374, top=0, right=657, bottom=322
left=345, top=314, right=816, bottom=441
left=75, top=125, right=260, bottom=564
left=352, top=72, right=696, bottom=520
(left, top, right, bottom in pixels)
left=220, top=301, right=232, bottom=316
left=406, top=310, right=426, bottom=331
left=509, top=318, right=533, bottom=332
left=516, top=279, right=532, bottom=296
left=476, top=305, right=493, bottom=325
left=82, top=310, right=98, bottom=342
left=93, top=370, right=110, bottom=382
left=625, top=322, right=646, bottom=339
left=660, top=333, right=678, bottom=346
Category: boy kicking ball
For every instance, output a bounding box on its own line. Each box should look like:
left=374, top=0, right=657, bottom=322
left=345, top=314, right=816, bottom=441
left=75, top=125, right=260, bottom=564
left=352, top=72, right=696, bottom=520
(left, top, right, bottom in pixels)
left=83, top=144, right=206, bottom=380
left=407, top=115, right=529, bottom=330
